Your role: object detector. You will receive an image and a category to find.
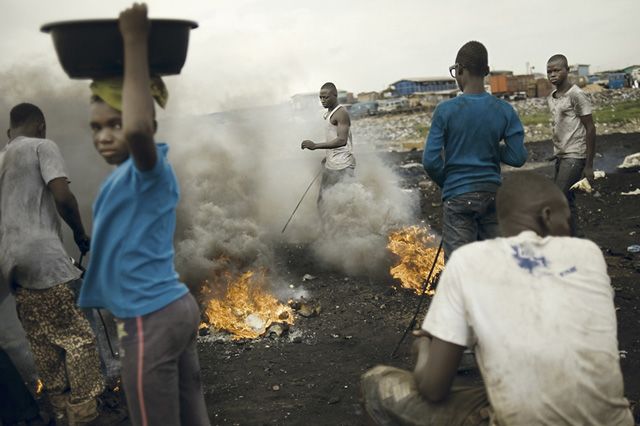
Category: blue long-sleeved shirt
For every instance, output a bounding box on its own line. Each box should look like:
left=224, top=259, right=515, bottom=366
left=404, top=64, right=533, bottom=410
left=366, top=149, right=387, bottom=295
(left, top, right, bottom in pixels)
left=422, top=93, right=527, bottom=200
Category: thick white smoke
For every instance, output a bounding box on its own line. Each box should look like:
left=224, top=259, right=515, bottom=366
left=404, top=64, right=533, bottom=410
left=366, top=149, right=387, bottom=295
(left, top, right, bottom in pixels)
left=164, top=102, right=418, bottom=287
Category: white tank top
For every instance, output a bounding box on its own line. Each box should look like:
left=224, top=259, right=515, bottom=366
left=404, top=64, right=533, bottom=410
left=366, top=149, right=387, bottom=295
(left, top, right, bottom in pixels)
left=324, top=105, right=355, bottom=170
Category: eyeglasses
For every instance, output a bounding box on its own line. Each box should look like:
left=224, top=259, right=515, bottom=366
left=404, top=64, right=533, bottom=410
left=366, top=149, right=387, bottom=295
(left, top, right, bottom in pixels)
left=449, top=63, right=460, bottom=78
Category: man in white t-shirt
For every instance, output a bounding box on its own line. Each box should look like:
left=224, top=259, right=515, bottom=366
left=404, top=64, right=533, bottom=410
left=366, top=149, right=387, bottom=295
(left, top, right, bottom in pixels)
left=361, top=172, right=633, bottom=425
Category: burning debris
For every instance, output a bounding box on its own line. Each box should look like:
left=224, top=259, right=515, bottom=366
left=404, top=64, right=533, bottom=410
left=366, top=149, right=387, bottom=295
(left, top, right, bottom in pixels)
left=200, top=269, right=294, bottom=340
left=289, top=299, right=322, bottom=318
left=387, top=226, right=444, bottom=295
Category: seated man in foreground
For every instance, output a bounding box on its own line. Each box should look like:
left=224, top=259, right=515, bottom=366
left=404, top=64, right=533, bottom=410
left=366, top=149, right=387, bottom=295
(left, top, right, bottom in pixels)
left=362, top=172, right=633, bottom=425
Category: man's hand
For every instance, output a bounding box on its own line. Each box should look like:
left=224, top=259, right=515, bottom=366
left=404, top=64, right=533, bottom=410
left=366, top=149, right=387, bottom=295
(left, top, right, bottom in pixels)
left=301, top=140, right=317, bottom=150
left=119, top=3, right=150, bottom=42
left=582, top=165, right=594, bottom=180
left=74, top=233, right=91, bottom=255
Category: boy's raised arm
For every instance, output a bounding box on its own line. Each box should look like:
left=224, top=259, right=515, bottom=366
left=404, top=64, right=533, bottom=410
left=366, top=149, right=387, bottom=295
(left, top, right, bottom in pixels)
left=120, top=3, right=157, bottom=172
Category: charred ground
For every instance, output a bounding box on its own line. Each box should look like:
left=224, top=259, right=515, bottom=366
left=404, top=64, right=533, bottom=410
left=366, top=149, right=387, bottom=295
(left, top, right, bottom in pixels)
left=102, top=133, right=640, bottom=425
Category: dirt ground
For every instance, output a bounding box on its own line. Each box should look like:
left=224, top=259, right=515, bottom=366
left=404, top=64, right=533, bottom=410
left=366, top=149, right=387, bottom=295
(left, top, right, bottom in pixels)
left=99, top=133, right=639, bottom=425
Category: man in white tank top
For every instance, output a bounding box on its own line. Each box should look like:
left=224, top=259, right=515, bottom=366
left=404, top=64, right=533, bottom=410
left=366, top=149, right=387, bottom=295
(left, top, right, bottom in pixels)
left=301, top=82, right=356, bottom=207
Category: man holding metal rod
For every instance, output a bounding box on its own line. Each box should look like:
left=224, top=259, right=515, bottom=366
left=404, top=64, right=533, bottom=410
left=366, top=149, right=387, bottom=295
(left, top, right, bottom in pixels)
left=301, top=82, right=356, bottom=210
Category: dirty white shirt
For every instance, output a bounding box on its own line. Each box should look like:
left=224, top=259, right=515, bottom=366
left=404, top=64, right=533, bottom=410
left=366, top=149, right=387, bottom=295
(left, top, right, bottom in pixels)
left=548, top=84, right=593, bottom=159
left=0, top=137, right=80, bottom=290
left=323, top=105, right=355, bottom=170
left=422, top=231, right=633, bottom=426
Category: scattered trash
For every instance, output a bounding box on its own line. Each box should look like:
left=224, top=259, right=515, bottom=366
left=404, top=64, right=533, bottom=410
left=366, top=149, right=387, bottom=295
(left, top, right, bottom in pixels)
left=267, top=322, right=289, bottom=338
left=617, top=153, right=640, bottom=171
left=570, top=178, right=592, bottom=193
left=593, top=170, right=606, bottom=179
left=620, top=350, right=628, bottom=359
left=289, top=299, right=322, bottom=318
left=327, top=396, right=341, bottom=405
left=621, top=188, right=640, bottom=196
left=399, top=162, right=422, bottom=169
left=272, top=385, right=280, bottom=391
left=302, top=274, right=317, bottom=282
left=627, top=245, right=640, bottom=253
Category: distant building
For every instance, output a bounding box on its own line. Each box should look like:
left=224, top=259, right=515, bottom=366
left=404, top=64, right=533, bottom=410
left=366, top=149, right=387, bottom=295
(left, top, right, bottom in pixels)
left=408, top=90, right=458, bottom=107
left=390, top=77, right=457, bottom=97
left=357, top=91, right=380, bottom=102
left=338, top=90, right=355, bottom=105
left=569, top=64, right=590, bottom=77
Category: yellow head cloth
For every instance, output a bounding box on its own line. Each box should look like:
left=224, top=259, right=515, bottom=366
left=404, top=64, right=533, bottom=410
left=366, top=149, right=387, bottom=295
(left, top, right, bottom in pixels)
left=89, top=76, right=169, bottom=112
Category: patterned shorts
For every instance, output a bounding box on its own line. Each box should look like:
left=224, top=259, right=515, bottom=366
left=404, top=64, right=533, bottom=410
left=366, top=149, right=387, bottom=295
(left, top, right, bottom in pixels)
left=15, top=282, right=104, bottom=403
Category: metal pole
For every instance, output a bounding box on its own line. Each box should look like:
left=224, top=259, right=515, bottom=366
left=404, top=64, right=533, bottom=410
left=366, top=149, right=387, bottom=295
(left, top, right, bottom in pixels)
left=281, top=168, right=323, bottom=233
left=390, top=237, right=443, bottom=359
left=77, top=253, right=118, bottom=358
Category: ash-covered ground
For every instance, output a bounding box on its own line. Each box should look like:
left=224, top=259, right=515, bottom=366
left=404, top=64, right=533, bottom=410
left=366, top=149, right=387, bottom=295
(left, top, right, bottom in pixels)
left=100, top=133, right=639, bottom=426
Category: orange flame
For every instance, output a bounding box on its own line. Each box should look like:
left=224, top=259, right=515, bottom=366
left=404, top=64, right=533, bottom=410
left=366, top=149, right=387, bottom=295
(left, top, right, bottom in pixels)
left=387, top=226, right=444, bottom=295
left=201, top=269, right=294, bottom=340
left=36, top=378, right=44, bottom=395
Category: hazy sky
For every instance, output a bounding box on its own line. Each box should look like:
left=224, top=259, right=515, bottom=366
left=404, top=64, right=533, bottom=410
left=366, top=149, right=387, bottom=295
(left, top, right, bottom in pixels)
left=0, top=0, right=638, bottom=114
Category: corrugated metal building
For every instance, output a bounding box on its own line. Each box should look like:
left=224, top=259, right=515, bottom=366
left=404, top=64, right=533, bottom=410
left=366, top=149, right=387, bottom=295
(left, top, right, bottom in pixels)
left=391, top=77, right=457, bottom=97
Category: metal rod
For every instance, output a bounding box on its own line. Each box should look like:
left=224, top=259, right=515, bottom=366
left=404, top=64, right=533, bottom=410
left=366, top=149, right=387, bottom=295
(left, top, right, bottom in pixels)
left=96, top=308, right=118, bottom=358
left=281, top=168, right=323, bottom=233
left=390, top=237, right=443, bottom=359
left=77, top=254, right=119, bottom=358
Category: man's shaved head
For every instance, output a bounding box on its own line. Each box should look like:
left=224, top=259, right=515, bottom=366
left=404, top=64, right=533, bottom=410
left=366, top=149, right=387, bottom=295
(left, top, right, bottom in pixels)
left=321, top=82, right=338, bottom=95
left=547, top=54, right=568, bottom=69
left=8, top=102, right=46, bottom=139
left=497, top=172, right=571, bottom=237
left=10, top=103, right=45, bottom=129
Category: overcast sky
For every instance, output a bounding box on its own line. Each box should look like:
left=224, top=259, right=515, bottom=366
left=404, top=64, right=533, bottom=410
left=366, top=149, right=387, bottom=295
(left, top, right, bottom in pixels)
left=0, top=0, right=638, bottom=114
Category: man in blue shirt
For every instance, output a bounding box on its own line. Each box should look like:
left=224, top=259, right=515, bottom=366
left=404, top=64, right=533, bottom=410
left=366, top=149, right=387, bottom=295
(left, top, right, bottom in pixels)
left=77, top=5, right=209, bottom=426
left=423, top=41, right=527, bottom=259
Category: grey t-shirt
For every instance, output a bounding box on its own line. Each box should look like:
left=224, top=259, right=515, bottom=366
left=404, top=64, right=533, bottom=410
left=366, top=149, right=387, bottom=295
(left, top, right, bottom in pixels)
left=548, top=84, right=593, bottom=159
left=0, top=136, right=81, bottom=290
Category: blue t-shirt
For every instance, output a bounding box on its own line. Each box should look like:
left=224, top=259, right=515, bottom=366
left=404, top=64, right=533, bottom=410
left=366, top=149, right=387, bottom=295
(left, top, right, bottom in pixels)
left=79, top=143, right=188, bottom=318
left=422, top=93, right=527, bottom=200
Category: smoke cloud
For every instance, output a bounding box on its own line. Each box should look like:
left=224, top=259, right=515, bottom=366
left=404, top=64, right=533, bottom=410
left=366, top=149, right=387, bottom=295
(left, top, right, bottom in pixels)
left=166, top=104, right=418, bottom=287
left=0, top=64, right=419, bottom=293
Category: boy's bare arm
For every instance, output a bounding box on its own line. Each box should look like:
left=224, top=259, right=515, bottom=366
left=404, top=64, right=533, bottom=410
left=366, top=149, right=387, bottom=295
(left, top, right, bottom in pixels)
left=579, top=114, right=596, bottom=179
left=120, top=3, right=157, bottom=172
left=301, top=109, right=350, bottom=150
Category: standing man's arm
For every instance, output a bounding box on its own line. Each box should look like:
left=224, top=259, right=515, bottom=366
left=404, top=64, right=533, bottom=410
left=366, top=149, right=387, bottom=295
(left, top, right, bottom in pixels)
left=301, top=109, right=350, bottom=150
left=500, top=108, right=527, bottom=167
left=573, top=90, right=596, bottom=180
left=48, top=178, right=90, bottom=254
left=579, top=114, right=596, bottom=180
left=119, top=4, right=157, bottom=172
left=422, top=107, right=446, bottom=187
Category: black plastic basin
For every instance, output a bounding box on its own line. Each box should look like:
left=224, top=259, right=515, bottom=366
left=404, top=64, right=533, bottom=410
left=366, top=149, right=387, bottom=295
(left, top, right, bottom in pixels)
left=41, top=19, right=198, bottom=79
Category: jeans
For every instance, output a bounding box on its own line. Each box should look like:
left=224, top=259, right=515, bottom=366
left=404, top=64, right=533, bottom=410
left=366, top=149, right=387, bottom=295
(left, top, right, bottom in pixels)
left=442, top=192, right=499, bottom=260
left=554, top=157, right=585, bottom=234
